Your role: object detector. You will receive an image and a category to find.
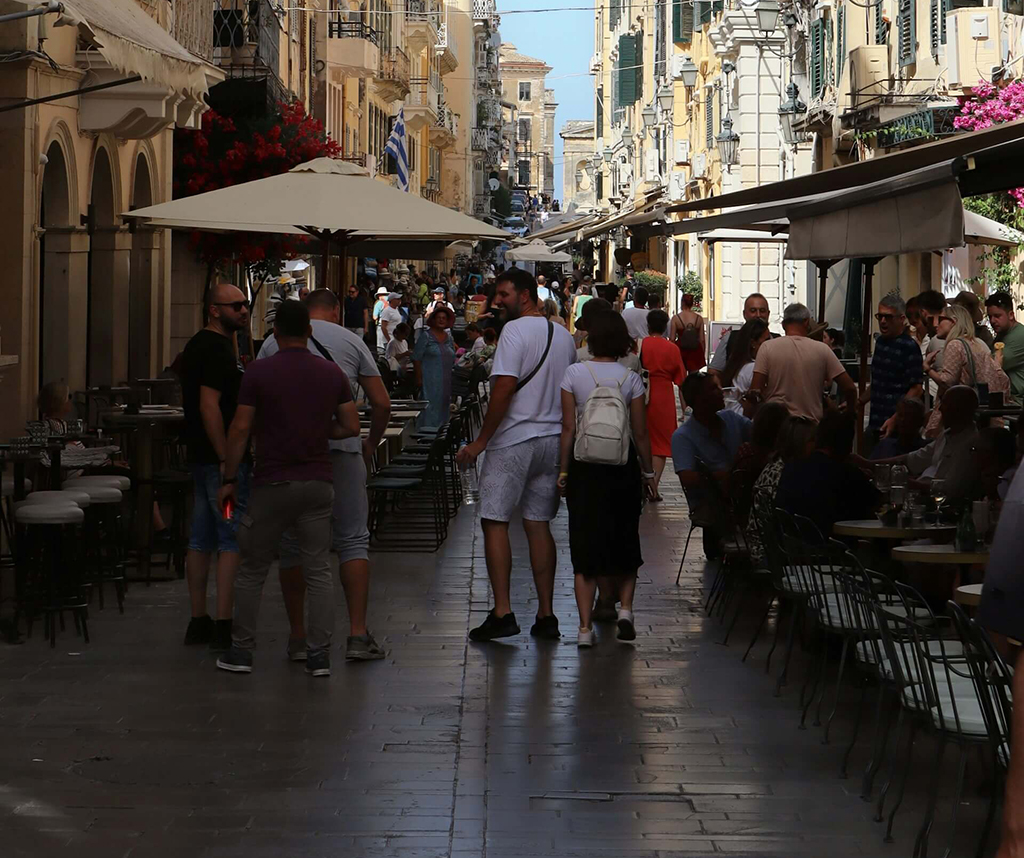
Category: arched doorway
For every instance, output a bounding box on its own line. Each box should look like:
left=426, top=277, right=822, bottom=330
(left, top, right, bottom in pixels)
left=129, top=154, right=157, bottom=380
left=39, top=141, right=72, bottom=392
left=88, top=147, right=130, bottom=386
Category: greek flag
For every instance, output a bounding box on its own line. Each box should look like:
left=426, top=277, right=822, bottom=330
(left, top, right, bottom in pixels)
left=384, top=108, right=410, bottom=192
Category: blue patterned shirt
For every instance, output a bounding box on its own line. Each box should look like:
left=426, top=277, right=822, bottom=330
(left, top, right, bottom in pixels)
left=869, top=332, right=922, bottom=431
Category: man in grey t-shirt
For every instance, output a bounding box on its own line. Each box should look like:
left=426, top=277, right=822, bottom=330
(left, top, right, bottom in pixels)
left=708, top=292, right=772, bottom=381
left=258, top=289, right=391, bottom=661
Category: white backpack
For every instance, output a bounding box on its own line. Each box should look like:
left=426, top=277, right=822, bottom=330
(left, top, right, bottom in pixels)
left=574, top=363, right=631, bottom=466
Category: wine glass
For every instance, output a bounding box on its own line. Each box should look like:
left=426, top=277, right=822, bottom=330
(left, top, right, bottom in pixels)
left=930, top=478, right=947, bottom=521
left=890, top=464, right=908, bottom=490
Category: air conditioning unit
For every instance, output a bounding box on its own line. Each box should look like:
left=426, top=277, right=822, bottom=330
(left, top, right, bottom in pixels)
left=644, top=149, right=659, bottom=182
left=668, top=171, right=687, bottom=201
left=671, top=54, right=688, bottom=81
left=589, top=54, right=602, bottom=74
left=948, top=6, right=999, bottom=90
left=847, top=45, right=888, bottom=111
left=692, top=151, right=706, bottom=178
left=675, top=139, right=690, bottom=165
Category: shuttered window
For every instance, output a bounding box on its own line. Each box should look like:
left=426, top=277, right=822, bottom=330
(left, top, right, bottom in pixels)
left=898, top=0, right=916, bottom=67
left=836, top=3, right=846, bottom=83
left=810, top=18, right=825, bottom=98
left=875, top=0, right=887, bottom=44
left=597, top=170, right=604, bottom=200
left=597, top=86, right=604, bottom=138
left=826, top=16, right=835, bottom=86
left=695, top=0, right=722, bottom=26
left=635, top=30, right=644, bottom=102
left=672, top=0, right=693, bottom=43
left=705, top=89, right=714, bottom=149
left=618, top=33, right=638, bottom=106
left=610, top=0, right=621, bottom=30
left=929, top=0, right=951, bottom=54
left=941, top=0, right=951, bottom=44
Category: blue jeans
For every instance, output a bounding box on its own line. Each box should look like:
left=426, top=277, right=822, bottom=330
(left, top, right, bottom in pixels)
left=188, top=462, right=251, bottom=553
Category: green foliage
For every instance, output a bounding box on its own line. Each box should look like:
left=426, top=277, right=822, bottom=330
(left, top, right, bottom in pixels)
left=963, top=195, right=1024, bottom=301
left=635, top=269, right=669, bottom=299
left=676, top=270, right=704, bottom=310
left=492, top=184, right=511, bottom=218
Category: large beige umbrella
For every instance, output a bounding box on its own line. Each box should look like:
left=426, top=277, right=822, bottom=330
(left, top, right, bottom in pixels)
left=504, top=239, right=572, bottom=263
left=123, top=158, right=508, bottom=275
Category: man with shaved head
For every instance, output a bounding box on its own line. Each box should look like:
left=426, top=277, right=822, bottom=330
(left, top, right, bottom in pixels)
left=180, top=283, right=253, bottom=652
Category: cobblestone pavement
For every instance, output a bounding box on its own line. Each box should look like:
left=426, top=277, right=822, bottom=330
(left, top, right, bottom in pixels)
left=0, top=483, right=995, bottom=857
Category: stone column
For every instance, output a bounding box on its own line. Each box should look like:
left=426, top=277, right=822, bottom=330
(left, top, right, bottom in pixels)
left=40, top=227, right=90, bottom=393
left=129, top=227, right=162, bottom=380
left=88, top=227, right=132, bottom=386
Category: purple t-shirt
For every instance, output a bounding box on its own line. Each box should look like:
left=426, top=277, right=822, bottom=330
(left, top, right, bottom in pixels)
left=237, top=347, right=353, bottom=485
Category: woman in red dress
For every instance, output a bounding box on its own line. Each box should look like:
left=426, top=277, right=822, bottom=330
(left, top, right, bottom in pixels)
left=670, top=293, right=707, bottom=372
left=639, top=310, right=686, bottom=500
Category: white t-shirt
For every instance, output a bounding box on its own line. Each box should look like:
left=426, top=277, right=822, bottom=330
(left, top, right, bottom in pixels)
left=724, top=361, right=754, bottom=414
left=621, top=305, right=649, bottom=340
left=377, top=305, right=403, bottom=350
left=489, top=316, right=578, bottom=449
left=560, top=360, right=645, bottom=410
left=470, top=337, right=486, bottom=354
left=386, top=338, right=410, bottom=372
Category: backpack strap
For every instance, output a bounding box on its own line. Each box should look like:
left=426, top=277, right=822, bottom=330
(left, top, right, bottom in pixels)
left=584, top=361, right=627, bottom=389
left=309, top=334, right=337, bottom=366
left=515, top=321, right=554, bottom=392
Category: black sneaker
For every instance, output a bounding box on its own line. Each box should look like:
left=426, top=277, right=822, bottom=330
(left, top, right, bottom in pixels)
left=305, top=650, right=331, bottom=677
left=210, top=619, right=232, bottom=653
left=529, top=614, right=561, bottom=640
left=184, top=615, right=214, bottom=645
left=216, top=646, right=252, bottom=673
left=468, top=610, right=520, bottom=642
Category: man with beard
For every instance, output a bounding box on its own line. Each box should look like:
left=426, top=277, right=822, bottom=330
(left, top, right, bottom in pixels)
left=456, top=268, right=577, bottom=642
left=180, top=283, right=253, bottom=652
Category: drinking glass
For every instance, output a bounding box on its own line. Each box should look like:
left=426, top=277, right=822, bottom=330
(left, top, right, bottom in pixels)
left=890, top=465, right=908, bottom=489
left=930, top=478, right=947, bottom=520
left=873, top=464, right=891, bottom=492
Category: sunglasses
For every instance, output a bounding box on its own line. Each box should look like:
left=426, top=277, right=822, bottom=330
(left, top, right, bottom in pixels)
left=214, top=301, right=247, bottom=312
left=938, top=315, right=953, bottom=323
left=874, top=312, right=899, bottom=321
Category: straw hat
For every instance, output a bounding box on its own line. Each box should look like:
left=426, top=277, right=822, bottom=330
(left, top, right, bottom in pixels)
left=375, top=285, right=389, bottom=297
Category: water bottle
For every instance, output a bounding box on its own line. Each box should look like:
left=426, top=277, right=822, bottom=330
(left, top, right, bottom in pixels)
left=461, top=462, right=480, bottom=505
left=955, top=504, right=978, bottom=553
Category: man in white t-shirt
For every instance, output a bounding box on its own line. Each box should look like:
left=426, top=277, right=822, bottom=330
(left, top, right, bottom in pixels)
left=621, top=286, right=650, bottom=340
left=456, top=268, right=577, bottom=642
left=376, top=293, right=403, bottom=353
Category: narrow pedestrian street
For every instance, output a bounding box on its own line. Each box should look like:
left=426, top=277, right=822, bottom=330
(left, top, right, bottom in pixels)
left=0, top=485, right=991, bottom=857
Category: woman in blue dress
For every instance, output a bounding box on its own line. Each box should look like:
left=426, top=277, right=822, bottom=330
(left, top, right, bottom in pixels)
left=413, top=306, right=456, bottom=429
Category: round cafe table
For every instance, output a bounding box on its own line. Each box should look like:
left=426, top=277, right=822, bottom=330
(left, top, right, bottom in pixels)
left=891, top=544, right=990, bottom=565
left=954, top=583, right=984, bottom=608
left=833, top=520, right=956, bottom=540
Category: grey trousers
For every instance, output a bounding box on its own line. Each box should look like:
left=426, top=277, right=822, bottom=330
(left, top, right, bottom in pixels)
left=233, top=480, right=335, bottom=653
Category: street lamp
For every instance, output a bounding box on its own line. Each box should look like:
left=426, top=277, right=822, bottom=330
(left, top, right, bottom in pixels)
left=621, top=124, right=634, bottom=149
left=641, top=103, right=657, bottom=135
left=603, top=146, right=614, bottom=163
left=679, top=58, right=699, bottom=89
left=657, top=84, right=674, bottom=112
left=575, top=169, right=584, bottom=187
left=755, top=0, right=780, bottom=33
left=715, top=113, right=740, bottom=166
left=778, top=81, right=807, bottom=145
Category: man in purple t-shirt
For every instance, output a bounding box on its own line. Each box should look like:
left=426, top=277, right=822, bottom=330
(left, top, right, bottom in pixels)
left=216, top=301, right=360, bottom=678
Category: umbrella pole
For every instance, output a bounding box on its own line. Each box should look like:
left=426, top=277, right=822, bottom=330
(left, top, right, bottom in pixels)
left=858, top=257, right=880, bottom=453
left=817, top=261, right=831, bottom=324
left=321, top=234, right=331, bottom=294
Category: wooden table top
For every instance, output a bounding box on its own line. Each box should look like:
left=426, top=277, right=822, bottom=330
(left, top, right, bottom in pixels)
left=954, top=583, right=984, bottom=607
left=891, top=544, right=990, bottom=565
left=833, top=520, right=956, bottom=539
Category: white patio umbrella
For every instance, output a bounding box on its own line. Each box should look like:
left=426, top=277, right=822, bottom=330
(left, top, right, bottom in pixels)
left=123, top=158, right=508, bottom=276
left=504, top=239, right=572, bottom=263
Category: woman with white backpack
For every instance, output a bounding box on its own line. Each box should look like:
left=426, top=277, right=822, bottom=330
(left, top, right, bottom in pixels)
left=557, top=310, right=657, bottom=648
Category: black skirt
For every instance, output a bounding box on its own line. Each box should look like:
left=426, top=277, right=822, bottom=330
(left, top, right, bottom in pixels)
left=565, top=446, right=643, bottom=579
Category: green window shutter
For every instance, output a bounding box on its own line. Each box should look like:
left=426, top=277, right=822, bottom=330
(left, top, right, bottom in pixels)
left=695, top=0, right=711, bottom=26
left=597, top=86, right=604, bottom=137
left=826, top=16, right=835, bottom=86
left=712, top=0, right=724, bottom=14
left=635, top=32, right=644, bottom=103
left=837, top=4, right=846, bottom=83
left=618, top=33, right=637, bottom=105
left=673, top=0, right=693, bottom=43
left=810, top=18, right=825, bottom=98
left=930, top=0, right=939, bottom=54
left=597, top=171, right=603, bottom=200
left=705, top=90, right=713, bottom=149
left=875, top=0, right=886, bottom=44
left=941, top=0, right=951, bottom=44
left=898, top=0, right=916, bottom=67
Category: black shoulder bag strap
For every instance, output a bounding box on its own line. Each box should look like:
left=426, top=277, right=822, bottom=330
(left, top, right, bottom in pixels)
left=515, top=321, right=554, bottom=392
left=309, top=334, right=337, bottom=366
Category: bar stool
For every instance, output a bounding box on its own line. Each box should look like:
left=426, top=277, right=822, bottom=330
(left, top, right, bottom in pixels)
left=0, top=477, right=32, bottom=562
left=14, top=502, right=87, bottom=647
left=63, top=475, right=131, bottom=492
left=68, top=484, right=125, bottom=612
left=23, top=490, right=92, bottom=508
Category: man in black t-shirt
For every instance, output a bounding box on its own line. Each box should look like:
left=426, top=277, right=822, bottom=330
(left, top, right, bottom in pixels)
left=180, top=283, right=252, bottom=651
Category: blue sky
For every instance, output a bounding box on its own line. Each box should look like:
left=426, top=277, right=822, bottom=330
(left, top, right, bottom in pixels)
left=498, top=2, right=594, bottom=204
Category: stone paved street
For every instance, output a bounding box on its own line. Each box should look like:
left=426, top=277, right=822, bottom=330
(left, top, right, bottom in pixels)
left=0, top=484, right=995, bottom=857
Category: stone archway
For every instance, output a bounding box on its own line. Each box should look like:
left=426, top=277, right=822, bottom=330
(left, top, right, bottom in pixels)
left=87, top=146, right=130, bottom=386
left=38, top=139, right=83, bottom=392
left=129, top=153, right=159, bottom=380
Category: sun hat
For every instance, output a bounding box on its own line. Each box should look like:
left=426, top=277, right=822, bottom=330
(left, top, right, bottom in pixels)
left=376, top=286, right=389, bottom=296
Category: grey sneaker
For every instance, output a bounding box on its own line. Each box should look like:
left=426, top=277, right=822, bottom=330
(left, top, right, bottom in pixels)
left=305, top=650, right=331, bottom=677
left=216, top=646, right=253, bottom=674
left=346, top=632, right=386, bottom=661
left=287, top=637, right=307, bottom=662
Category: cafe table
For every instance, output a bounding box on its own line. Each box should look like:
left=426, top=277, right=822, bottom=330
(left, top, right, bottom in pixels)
left=891, top=543, right=990, bottom=565
left=100, top=406, right=185, bottom=583
left=834, top=520, right=956, bottom=540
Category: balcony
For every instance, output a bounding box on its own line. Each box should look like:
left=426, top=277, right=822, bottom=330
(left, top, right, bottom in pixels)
left=406, top=0, right=440, bottom=52
left=212, top=0, right=282, bottom=85
left=374, top=47, right=411, bottom=100
left=406, top=77, right=440, bottom=130
left=326, top=20, right=380, bottom=82
left=473, top=0, right=499, bottom=28
left=172, top=0, right=215, bottom=62
left=421, top=176, right=441, bottom=202
left=473, top=193, right=492, bottom=216
left=471, top=127, right=490, bottom=150
left=431, top=104, right=457, bottom=149
left=435, top=21, right=459, bottom=74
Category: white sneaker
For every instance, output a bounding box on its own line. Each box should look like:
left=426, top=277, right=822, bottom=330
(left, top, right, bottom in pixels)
left=617, top=609, right=636, bottom=642
left=577, top=627, right=594, bottom=648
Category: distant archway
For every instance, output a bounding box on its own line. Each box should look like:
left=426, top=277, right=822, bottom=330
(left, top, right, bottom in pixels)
left=87, top=146, right=123, bottom=386
left=38, top=140, right=72, bottom=391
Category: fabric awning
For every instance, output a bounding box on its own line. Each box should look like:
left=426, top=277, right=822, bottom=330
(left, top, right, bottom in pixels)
left=963, top=210, right=1024, bottom=247
left=668, top=118, right=1024, bottom=215
left=504, top=239, right=572, bottom=263
left=697, top=227, right=789, bottom=243
left=524, top=213, right=599, bottom=243
left=45, top=0, right=211, bottom=96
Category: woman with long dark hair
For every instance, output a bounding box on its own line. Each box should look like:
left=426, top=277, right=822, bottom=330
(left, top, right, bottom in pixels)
left=720, top=318, right=770, bottom=415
